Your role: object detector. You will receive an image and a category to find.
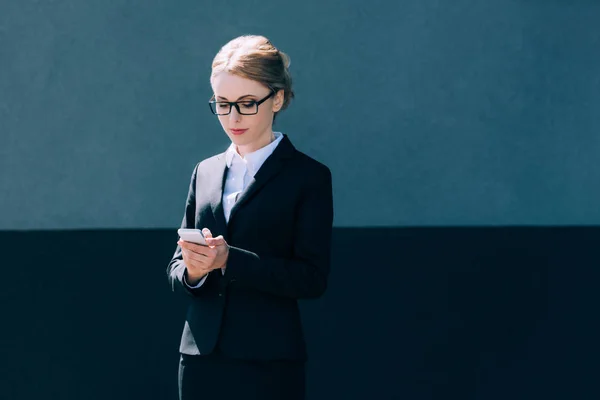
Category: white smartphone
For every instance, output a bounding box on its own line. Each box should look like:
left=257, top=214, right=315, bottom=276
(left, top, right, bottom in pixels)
left=177, top=228, right=208, bottom=246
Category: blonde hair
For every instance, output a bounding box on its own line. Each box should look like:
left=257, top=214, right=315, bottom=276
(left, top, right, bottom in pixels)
left=211, top=35, right=294, bottom=119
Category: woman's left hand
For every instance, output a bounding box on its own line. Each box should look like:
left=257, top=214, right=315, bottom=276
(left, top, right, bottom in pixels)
left=202, top=228, right=230, bottom=271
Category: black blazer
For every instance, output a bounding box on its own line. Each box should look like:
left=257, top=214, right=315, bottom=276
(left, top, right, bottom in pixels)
left=167, top=134, right=334, bottom=361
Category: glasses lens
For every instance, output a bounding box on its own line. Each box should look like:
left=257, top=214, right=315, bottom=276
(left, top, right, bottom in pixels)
left=210, top=102, right=231, bottom=115
left=237, top=101, right=258, bottom=115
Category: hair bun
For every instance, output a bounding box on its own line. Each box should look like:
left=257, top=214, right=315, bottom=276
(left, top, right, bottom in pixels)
left=279, top=51, right=291, bottom=69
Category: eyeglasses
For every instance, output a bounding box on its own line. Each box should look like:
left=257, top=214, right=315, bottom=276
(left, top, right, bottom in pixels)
left=209, top=90, right=275, bottom=116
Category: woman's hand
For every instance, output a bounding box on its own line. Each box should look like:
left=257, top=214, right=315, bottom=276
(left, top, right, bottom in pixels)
left=178, top=228, right=230, bottom=283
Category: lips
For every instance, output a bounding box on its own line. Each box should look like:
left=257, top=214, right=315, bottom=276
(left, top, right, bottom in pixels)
left=230, top=129, right=248, bottom=136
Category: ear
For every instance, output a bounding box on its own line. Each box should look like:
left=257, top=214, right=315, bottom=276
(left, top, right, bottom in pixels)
left=272, top=90, right=285, bottom=113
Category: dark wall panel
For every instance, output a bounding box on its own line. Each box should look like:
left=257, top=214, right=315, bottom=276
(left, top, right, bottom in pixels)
left=1, top=228, right=598, bottom=399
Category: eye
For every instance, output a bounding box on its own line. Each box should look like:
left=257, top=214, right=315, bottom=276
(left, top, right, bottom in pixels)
left=217, top=103, right=229, bottom=109
left=240, top=101, right=256, bottom=109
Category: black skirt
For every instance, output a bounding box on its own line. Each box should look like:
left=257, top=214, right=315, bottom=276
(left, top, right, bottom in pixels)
left=178, top=350, right=306, bottom=400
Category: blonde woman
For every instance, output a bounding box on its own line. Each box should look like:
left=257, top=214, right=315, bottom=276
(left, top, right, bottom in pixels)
left=167, top=35, right=334, bottom=400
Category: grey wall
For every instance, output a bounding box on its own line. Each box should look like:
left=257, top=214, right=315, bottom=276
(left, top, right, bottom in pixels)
left=1, top=0, right=599, bottom=230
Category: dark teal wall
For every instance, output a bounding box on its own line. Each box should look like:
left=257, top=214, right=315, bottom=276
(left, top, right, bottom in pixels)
left=1, top=0, right=599, bottom=229
left=2, top=227, right=598, bottom=399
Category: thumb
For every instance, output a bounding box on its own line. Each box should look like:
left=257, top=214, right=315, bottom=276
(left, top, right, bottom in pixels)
left=202, top=228, right=213, bottom=239
left=206, top=235, right=226, bottom=247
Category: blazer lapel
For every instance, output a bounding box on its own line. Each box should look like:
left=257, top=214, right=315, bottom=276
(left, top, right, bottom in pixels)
left=227, top=134, right=296, bottom=225
left=207, top=153, right=229, bottom=239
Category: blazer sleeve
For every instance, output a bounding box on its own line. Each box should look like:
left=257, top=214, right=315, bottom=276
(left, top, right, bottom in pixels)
left=166, top=163, right=209, bottom=297
left=224, top=166, right=334, bottom=299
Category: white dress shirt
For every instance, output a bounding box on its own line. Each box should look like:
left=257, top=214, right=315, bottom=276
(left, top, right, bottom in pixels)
left=184, top=132, right=284, bottom=288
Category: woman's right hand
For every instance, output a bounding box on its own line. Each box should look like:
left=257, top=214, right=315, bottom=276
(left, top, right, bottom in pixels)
left=178, top=240, right=219, bottom=284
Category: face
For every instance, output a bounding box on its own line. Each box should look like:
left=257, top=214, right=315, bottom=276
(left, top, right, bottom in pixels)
left=210, top=71, right=284, bottom=155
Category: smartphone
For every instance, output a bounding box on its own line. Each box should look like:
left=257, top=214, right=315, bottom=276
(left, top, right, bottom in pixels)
left=177, top=228, right=208, bottom=246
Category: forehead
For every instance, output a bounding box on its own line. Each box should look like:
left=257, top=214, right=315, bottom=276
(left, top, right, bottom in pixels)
left=211, top=72, right=267, bottom=98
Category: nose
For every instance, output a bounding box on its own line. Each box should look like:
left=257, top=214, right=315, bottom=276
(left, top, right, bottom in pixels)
left=228, top=105, right=242, bottom=123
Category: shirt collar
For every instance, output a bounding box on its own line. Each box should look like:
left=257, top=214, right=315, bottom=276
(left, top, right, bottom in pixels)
left=225, top=132, right=284, bottom=176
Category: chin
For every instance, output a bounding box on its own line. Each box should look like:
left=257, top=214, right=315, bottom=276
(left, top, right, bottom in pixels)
left=229, top=135, right=247, bottom=144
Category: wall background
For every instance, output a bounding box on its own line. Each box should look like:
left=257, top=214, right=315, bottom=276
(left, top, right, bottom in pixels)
left=2, top=0, right=599, bottom=229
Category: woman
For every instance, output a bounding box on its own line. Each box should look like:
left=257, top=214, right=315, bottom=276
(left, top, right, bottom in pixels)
left=167, top=35, right=334, bottom=400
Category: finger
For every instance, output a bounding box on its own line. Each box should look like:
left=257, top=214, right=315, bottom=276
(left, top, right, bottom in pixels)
left=191, top=244, right=214, bottom=257
left=182, top=248, right=211, bottom=263
left=185, top=255, right=215, bottom=273
left=186, top=246, right=218, bottom=262
left=178, top=239, right=193, bottom=249
left=202, top=228, right=212, bottom=239
left=185, top=257, right=212, bottom=273
left=206, top=236, right=226, bottom=247
left=180, top=240, right=211, bottom=255
left=182, top=247, right=209, bottom=260
left=187, top=259, right=211, bottom=272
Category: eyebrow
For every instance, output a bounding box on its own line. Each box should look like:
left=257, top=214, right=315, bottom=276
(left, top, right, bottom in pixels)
left=216, top=94, right=257, bottom=101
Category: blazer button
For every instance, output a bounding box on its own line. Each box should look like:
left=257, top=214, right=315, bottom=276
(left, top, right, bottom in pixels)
left=218, top=293, right=223, bottom=297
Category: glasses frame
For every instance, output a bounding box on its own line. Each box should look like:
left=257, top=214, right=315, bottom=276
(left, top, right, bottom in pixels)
left=208, top=88, right=276, bottom=116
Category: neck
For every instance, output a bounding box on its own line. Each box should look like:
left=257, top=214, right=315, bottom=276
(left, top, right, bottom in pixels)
left=236, top=131, right=276, bottom=158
